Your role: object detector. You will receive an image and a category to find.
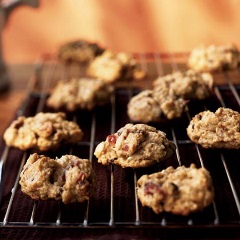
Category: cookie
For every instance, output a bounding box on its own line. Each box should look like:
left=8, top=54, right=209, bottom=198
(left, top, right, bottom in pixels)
left=188, top=44, right=240, bottom=72
left=19, top=153, right=62, bottom=201
left=19, top=153, right=96, bottom=204
left=58, top=39, right=104, bottom=63
left=94, top=123, right=176, bottom=168
left=127, top=90, right=162, bottom=123
left=127, top=89, right=187, bottom=123
left=128, top=69, right=212, bottom=123
left=137, top=164, right=214, bottom=215
left=46, top=77, right=114, bottom=111
left=86, top=50, right=145, bottom=83
left=3, top=112, right=83, bottom=151
left=153, top=70, right=214, bottom=100
left=187, top=107, right=240, bottom=149
left=159, top=95, right=187, bottom=120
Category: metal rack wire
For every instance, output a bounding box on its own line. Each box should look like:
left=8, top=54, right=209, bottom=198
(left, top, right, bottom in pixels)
left=0, top=53, right=240, bottom=232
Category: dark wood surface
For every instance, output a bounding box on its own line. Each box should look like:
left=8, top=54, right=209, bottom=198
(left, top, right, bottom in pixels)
left=0, top=64, right=35, bottom=136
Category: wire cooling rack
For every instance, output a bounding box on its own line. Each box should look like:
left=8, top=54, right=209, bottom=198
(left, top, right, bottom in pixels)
left=0, top=53, right=239, bottom=239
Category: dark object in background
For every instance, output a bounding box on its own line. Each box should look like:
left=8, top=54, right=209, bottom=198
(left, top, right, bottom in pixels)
left=0, top=0, right=39, bottom=91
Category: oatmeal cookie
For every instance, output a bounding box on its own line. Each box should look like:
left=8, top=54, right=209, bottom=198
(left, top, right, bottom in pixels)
left=127, top=89, right=187, bottom=123
left=137, top=164, right=214, bottom=215
left=127, top=90, right=162, bottom=123
left=86, top=50, right=145, bottom=83
left=188, top=44, right=240, bottom=72
left=19, top=153, right=96, bottom=204
left=94, top=123, right=176, bottom=168
left=3, top=112, right=83, bottom=151
left=128, top=69, right=212, bottom=123
left=58, top=39, right=104, bottom=63
left=187, top=107, right=240, bottom=149
left=19, top=153, right=62, bottom=201
left=159, top=95, right=187, bottom=120
left=153, top=70, right=214, bottom=100
left=54, top=154, right=96, bottom=204
left=46, top=77, right=114, bottom=111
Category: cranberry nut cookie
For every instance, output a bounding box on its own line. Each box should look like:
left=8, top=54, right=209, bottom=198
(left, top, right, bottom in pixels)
left=128, top=70, right=213, bottom=123
left=58, top=39, right=104, bottom=63
left=153, top=69, right=214, bottom=100
left=94, top=123, right=176, bottom=168
left=187, top=107, right=240, bottom=149
left=19, top=153, right=96, bottom=204
left=3, top=112, right=83, bottom=151
left=86, top=50, right=146, bottom=83
left=127, top=90, right=163, bottom=123
left=137, top=164, right=214, bottom=216
left=46, top=78, right=114, bottom=111
left=127, top=89, right=186, bottom=123
left=188, top=44, right=240, bottom=72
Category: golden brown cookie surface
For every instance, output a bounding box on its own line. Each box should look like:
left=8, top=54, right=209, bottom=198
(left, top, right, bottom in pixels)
left=137, top=164, right=214, bottom=215
left=153, top=69, right=214, bottom=100
left=94, top=123, right=176, bottom=168
left=187, top=107, right=240, bottom=149
left=86, top=50, right=145, bottom=83
left=188, top=44, right=240, bottom=72
left=46, top=78, right=114, bottom=111
left=3, top=112, right=83, bottom=151
left=19, top=153, right=96, bottom=204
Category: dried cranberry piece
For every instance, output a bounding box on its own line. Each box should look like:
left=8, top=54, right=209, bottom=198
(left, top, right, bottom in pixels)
left=122, top=144, right=129, bottom=151
left=144, top=182, right=166, bottom=197
left=107, top=134, right=117, bottom=144
left=77, top=173, right=85, bottom=186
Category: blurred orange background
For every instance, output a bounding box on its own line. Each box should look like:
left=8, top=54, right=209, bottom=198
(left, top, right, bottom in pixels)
left=2, top=0, right=240, bottom=64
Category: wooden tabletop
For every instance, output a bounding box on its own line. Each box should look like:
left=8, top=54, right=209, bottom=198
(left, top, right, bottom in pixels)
left=0, top=64, right=35, bottom=136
